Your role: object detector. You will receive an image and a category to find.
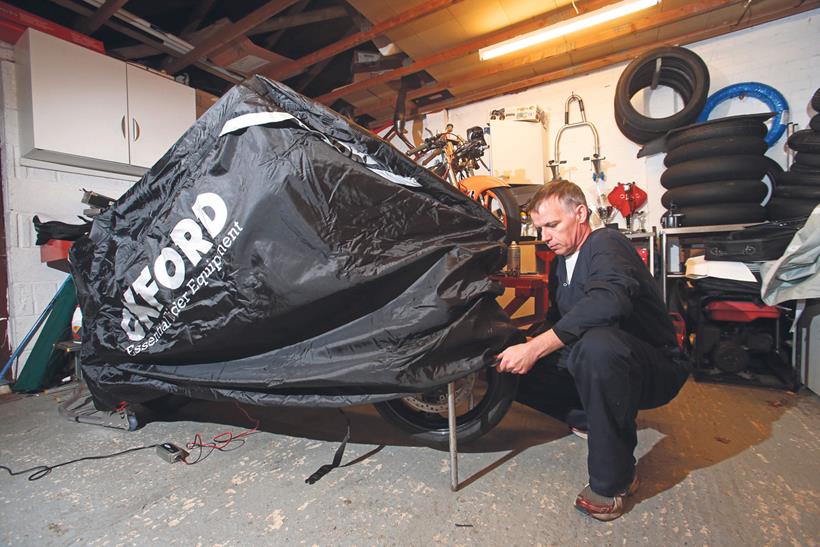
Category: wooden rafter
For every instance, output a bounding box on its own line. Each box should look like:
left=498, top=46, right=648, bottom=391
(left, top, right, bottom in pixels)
left=315, top=0, right=620, bottom=105
left=362, top=0, right=745, bottom=118
left=258, top=0, right=466, bottom=82
left=49, top=0, right=241, bottom=84
left=163, top=0, right=301, bottom=74
left=111, top=18, right=232, bottom=60
left=210, top=36, right=291, bottom=75
left=249, top=7, right=348, bottom=35
left=293, top=27, right=358, bottom=92
left=75, top=0, right=129, bottom=35
left=178, top=0, right=218, bottom=37
left=368, top=0, right=820, bottom=127
left=118, top=5, right=222, bottom=64
left=263, top=0, right=310, bottom=49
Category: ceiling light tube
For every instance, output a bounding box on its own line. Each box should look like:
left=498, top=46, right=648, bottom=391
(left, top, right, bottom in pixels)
left=479, top=0, right=661, bottom=61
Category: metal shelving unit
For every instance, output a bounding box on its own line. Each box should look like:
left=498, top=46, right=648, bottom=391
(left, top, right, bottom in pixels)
left=623, top=228, right=656, bottom=277
left=658, top=223, right=759, bottom=303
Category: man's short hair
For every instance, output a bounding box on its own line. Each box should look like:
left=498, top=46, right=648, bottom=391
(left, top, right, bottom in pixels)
left=526, top=179, right=589, bottom=218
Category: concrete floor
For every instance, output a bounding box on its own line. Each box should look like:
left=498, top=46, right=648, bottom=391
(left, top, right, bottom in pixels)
left=0, top=379, right=818, bottom=546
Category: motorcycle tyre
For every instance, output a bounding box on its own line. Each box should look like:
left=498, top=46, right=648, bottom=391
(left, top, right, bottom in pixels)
left=374, top=368, right=519, bottom=447
left=479, top=186, right=522, bottom=243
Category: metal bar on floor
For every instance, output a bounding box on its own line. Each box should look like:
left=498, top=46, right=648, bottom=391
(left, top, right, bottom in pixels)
left=447, top=381, right=458, bottom=491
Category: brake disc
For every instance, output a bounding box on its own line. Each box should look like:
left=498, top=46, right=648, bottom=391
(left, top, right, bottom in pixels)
left=400, top=372, right=477, bottom=413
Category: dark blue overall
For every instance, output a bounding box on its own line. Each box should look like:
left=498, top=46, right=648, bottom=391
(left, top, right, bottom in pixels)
left=527, top=228, right=690, bottom=497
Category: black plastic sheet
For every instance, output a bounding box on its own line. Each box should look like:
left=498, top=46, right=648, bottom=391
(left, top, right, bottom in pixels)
left=70, top=77, right=519, bottom=409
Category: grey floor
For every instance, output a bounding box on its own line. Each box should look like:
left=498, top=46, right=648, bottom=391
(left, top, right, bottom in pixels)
left=0, top=379, right=818, bottom=546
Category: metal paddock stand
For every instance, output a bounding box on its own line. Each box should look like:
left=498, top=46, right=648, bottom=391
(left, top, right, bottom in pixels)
left=447, top=381, right=459, bottom=491
left=547, top=92, right=605, bottom=181
left=58, top=381, right=139, bottom=431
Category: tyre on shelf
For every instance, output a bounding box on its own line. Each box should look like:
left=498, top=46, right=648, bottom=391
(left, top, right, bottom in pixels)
left=773, top=185, right=820, bottom=200
left=794, top=152, right=820, bottom=168
left=664, top=136, right=767, bottom=167
left=614, top=46, right=709, bottom=144
left=790, top=163, right=820, bottom=176
left=767, top=197, right=820, bottom=220
left=661, top=155, right=770, bottom=189
left=787, top=129, right=820, bottom=154
left=696, top=82, right=789, bottom=147
left=776, top=171, right=820, bottom=187
left=661, top=179, right=768, bottom=209
left=666, top=117, right=767, bottom=151
left=677, top=203, right=766, bottom=226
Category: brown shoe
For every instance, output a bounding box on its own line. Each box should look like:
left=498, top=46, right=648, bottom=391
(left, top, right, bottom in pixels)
left=574, top=474, right=639, bottom=521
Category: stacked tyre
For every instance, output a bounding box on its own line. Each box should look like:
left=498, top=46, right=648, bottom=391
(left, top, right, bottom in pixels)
left=768, top=88, right=820, bottom=220
left=615, top=46, right=710, bottom=144
left=661, top=116, right=776, bottom=226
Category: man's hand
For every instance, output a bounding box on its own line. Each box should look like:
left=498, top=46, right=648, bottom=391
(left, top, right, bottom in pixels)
left=496, top=342, right=540, bottom=375
left=496, top=329, right=565, bottom=375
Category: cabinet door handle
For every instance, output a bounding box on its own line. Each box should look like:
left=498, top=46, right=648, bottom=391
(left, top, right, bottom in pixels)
left=132, top=118, right=141, bottom=141
left=121, top=116, right=126, bottom=138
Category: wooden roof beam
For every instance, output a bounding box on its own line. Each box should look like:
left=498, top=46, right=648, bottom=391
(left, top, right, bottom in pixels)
left=263, top=0, right=310, bottom=49
left=359, top=0, right=745, bottom=117
left=368, top=0, right=820, bottom=127
left=292, top=27, right=359, bottom=92
left=163, top=0, right=301, bottom=74
left=75, top=0, right=129, bottom=35
left=316, top=0, right=621, bottom=105
left=177, top=0, right=217, bottom=37
left=48, top=0, right=241, bottom=84
left=249, top=6, right=348, bottom=35
left=258, top=0, right=466, bottom=82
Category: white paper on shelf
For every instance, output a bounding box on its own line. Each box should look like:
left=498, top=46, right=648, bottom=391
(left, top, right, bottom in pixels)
left=684, top=255, right=757, bottom=282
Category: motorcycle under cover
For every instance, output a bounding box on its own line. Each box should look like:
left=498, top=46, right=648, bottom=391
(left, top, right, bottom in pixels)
left=70, top=76, right=519, bottom=410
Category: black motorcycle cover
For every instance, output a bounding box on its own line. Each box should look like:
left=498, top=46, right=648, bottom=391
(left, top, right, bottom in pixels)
left=70, top=76, right=519, bottom=409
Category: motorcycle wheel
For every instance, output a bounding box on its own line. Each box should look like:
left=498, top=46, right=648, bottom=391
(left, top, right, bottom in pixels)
left=373, top=367, right=518, bottom=447
left=479, top=186, right=522, bottom=242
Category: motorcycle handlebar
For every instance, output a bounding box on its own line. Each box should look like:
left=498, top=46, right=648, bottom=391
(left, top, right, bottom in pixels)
left=407, top=142, right=433, bottom=156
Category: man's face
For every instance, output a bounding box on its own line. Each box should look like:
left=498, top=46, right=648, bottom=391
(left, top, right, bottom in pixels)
left=530, top=196, right=589, bottom=256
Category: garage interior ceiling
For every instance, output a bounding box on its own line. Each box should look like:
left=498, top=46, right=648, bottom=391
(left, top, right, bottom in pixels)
left=11, top=0, right=820, bottom=128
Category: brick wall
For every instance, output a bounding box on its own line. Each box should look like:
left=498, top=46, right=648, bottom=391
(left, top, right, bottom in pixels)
left=0, top=43, right=134, bottom=378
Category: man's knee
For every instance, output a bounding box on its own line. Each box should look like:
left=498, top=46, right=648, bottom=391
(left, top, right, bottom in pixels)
left=566, top=327, right=630, bottom=381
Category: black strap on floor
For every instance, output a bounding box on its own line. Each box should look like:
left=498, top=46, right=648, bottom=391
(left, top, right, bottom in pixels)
left=305, top=409, right=351, bottom=484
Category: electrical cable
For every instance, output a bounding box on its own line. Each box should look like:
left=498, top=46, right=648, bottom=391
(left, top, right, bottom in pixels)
left=182, top=402, right=260, bottom=466
left=0, top=444, right=160, bottom=481
left=2, top=403, right=262, bottom=480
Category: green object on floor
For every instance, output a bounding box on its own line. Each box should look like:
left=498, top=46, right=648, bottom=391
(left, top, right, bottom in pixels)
left=13, top=278, right=77, bottom=392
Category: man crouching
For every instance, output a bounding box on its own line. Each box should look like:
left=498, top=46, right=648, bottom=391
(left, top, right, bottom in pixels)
left=496, top=179, right=690, bottom=521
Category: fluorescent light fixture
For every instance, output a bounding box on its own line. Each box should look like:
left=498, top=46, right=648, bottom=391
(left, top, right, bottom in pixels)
left=479, top=0, right=660, bottom=61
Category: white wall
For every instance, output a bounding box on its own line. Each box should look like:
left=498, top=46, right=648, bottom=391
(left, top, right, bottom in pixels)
left=0, top=42, right=135, bottom=377
left=417, top=9, right=820, bottom=228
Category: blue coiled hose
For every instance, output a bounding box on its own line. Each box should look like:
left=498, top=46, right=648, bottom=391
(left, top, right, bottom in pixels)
left=697, top=82, right=789, bottom=147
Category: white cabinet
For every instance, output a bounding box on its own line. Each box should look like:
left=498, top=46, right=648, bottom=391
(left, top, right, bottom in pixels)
left=16, top=28, right=130, bottom=166
left=488, top=119, right=549, bottom=185
left=16, top=29, right=195, bottom=176
left=125, top=64, right=195, bottom=168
